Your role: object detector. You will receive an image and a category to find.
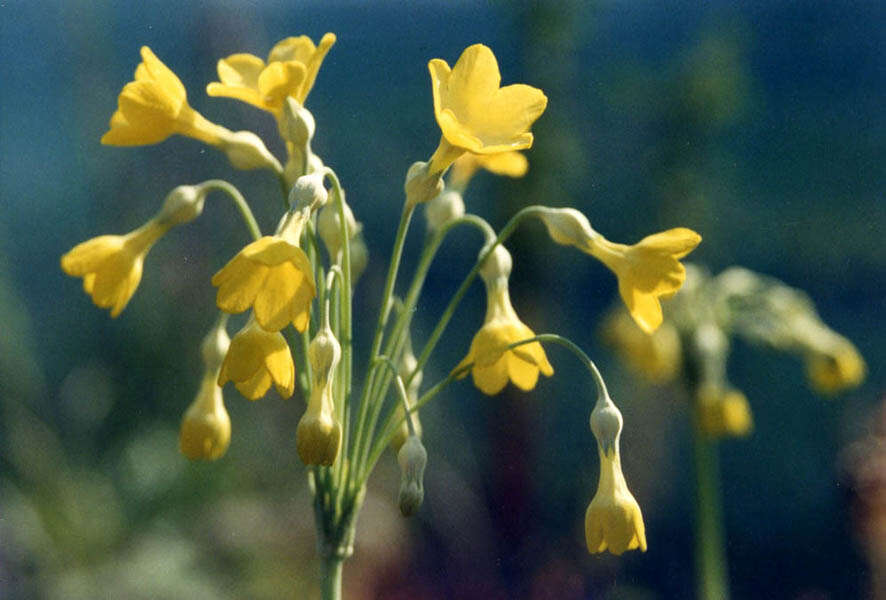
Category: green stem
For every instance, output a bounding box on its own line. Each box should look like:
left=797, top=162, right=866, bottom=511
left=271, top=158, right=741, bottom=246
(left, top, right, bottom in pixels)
left=690, top=387, right=730, bottom=600
left=200, top=179, right=261, bottom=241
left=320, top=555, right=343, bottom=600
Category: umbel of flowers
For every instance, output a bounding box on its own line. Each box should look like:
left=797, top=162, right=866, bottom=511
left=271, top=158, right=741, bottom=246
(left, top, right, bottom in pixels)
left=61, top=37, right=702, bottom=598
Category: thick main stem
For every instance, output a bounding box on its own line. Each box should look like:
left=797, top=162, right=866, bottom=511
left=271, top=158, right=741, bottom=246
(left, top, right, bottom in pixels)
left=320, top=555, right=343, bottom=600
left=690, top=392, right=730, bottom=600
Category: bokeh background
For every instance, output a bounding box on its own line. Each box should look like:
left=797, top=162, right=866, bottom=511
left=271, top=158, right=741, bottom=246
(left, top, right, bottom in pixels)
left=1, top=1, right=883, bottom=598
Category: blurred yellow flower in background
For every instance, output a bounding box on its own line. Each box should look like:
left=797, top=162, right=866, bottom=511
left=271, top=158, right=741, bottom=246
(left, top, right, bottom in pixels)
left=602, top=309, right=682, bottom=382
left=427, top=44, right=547, bottom=174
left=696, top=384, right=753, bottom=438
left=585, top=445, right=647, bottom=555
left=591, top=228, right=702, bottom=334
left=212, top=236, right=316, bottom=333
left=207, top=33, right=336, bottom=115
left=454, top=285, right=553, bottom=395
left=806, top=338, right=866, bottom=395
left=218, top=319, right=295, bottom=400
left=101, top=46, right=227, bottom=146
left=60, top=220, right=168, bottom=317
left=448, top=150, right=529, bottom=189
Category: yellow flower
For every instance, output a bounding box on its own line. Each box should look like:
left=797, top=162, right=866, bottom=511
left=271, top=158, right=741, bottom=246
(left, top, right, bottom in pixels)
left=448, top=150, right=529, bottom=189
left=218, top=319, right=295, bottom=400
left=454, top=284, right=553, bottom=395
left=806, top=339, right=866, bottom=394
left=427, top=44, right=547, bottom=174
left=101, top=46, right=227, bottom=146
left=179, top=374, right=231, bottom=460
left=296, top=324, right=342, bottom=466
left=212, top=236, right=316, bottom=333
left=697, top=384, right=753, bottom=438
left=207, top=34, right=336, bottom=115
left=591, top=228, right=702, bottom=334
left=585, top=445, right=647, bottom=555
left=61, top=220, right=168, bottom=317
left=602, top=309, right=682, bottom=382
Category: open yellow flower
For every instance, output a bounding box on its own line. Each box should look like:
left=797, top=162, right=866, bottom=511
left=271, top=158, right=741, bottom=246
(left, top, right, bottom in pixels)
left=585, top=445, right=647, bottom=555
left=454, top=284, right=553, bottom=395
left=212, top=235, right=316, bottom=333
left=101, top=46, right=228, bottom=146
left=427, top=44, right=547, bottom=174
left=218, top=318, right=295, bottom=400
left=590, top=228, right=702, bottom=334
left=806, top=339, right=866, bottom=394
left=61, top=220, right=169, bottom=317
left=207, top=34, right=336, bottom=115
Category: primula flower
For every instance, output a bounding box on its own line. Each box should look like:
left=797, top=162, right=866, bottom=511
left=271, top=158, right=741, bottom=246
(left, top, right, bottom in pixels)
left=207, top=34, right=336, bottom=115
left=454, top=284, right=553, bottom=395
left=218, top=319, right=295, bottom=400
left=591, top=228, right=702, bottom=335
left=585, top=445, right=647, bottom=555
left=61, top=220, right=168, bottom=317
left=179, top=374, right=231, bottom=460
left=427, top=44, right=547, bottom=174
left=212, top=235, right=316, bottom=333
left=102, top=46, right=228, bottom=147
left=602, top=308, right=682, bottom=383
left=806, top=339, right=866, bottom=395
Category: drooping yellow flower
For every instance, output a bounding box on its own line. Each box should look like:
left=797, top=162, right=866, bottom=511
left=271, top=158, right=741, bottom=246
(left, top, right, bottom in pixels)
left=806, top=339, right=866, bottom=395
left=585, top=445, right=647, bottom=555
left=296, top=323, right=342, bottom=466
left=218, top=318, right=295, bottom=400
left=180, top=373, right=232, bottom=460
left=212, top=235, right=316, bottom=333
left=602, top=308, right=682, bottom=382
left=102, top=46, right=228, bottom=147
left=207, top=34, right=336, bottom=115
left=454, top=284, right=553, bottom=395
left=696, top=384, right=753, bottom=438
left=591, top=228, right=702, bottom=334
left=61, top=220, right=169, bottom=317
left=448, top=150, right=529, bottom=190
left=427, top=44, right=548, bottom=175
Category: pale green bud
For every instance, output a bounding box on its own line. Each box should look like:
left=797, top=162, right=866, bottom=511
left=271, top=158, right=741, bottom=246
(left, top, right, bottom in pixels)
left=157, top=184, right=207, bottom=226
left=397, top=435, right=427, bottom=516
left=221, top=130, right=283, bottom=172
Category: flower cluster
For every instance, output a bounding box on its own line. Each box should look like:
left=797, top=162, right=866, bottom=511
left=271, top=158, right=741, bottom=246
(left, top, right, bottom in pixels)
left=62, top=37, right=708, bottom=590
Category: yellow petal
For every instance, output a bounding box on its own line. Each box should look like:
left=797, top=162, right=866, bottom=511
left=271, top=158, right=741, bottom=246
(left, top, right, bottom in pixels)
left=213, top=257, right=269, bottom=314
left=216, top=53, right=265, bottom=88
left=473, top=151, right=529, bottom=177
left=506, top=352, right=540, bottom=391
left=253, top=263, right=301, bottom=332
left=235, top=368, right=272, bottom=400
left=472, top=356, right=510, bottom=395
left=206, top=82, right=265, bottom=110
left=257, top=61, right=307, bottom=111
left=136, top=46, right=186, bottom=103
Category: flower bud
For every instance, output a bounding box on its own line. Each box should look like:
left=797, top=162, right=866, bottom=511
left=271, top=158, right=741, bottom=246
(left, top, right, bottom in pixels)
left=289, top=172, right=328, bottom=210
left=221, top=130, right=283, bottom=172
left=308, top=326, right=341, bottom=388
left=392, top=339, right=423, bottom=451
left=157, top=185, right=207, bottom=226
left=317, top=200, right=359, bottom=258
left=537, top=207, right=598, bottom=250
left=200, top=322, right=231, bottom=370
left=282, top=97, right=316, bottom=148
left=405, top=161, right=444, bottom=207
left=296, top=391, right=342, bottom=466
left=349, top=234, right=369, bottom=283
left=180, top=374, right=231, bottom=460
left=590, top=398, right=623, bottom=454
left=425, top=190, right=465, bottom=232
left=397, top=435, right=427, bottom=516
left=478, top=244, right=513, bottom=284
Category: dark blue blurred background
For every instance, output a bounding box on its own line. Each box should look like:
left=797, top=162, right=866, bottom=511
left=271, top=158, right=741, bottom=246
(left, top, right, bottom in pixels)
left=1, top=1, right=883, bottom=598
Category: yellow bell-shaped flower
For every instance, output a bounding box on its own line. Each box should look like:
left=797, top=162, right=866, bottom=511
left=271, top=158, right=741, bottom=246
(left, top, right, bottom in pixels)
left=101, top=46, right=228, bottom=147
left=591, top=228, right=702, bottom=334
left=207, top=34, right=336, bottom=115
left=585, top=445, right=648, bottom=555
left=61, top=219, right=168, bottom=317
left=212, top=234, right=316, bottom=333
left=454, top=285, right=553, bottom=395
left=218, top=318, right=295, bottom=400
left=427, top=44, right=547, bottom=174
left=179, top=373, right=232, bottom=460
